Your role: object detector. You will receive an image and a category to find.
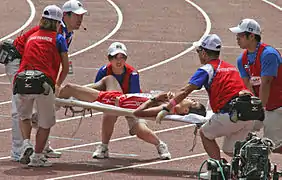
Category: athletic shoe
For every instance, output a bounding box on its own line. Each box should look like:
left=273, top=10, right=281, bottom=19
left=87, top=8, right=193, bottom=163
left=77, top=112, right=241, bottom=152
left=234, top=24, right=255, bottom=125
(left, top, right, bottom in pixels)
left=156, top=142, right=171, bottom=160
left=28, top=153, right=52, bottom=167
left=19, top=139, right=34, bottom=164
left=43, top=146, right=62, bottom=158
left=92, top=144, right=109, bottom=159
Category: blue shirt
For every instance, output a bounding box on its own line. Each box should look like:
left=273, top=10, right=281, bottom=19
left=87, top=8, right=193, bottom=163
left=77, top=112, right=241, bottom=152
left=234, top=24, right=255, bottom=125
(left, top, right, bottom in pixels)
left=56, top=34, right=68, bottom=53
left=95, top=65, right=141, bottom=93
left=189, top=64, right=214, bottom=90
left=237, top=44, right=281, bottom=78
left=59, top=21, right=73, bottom=47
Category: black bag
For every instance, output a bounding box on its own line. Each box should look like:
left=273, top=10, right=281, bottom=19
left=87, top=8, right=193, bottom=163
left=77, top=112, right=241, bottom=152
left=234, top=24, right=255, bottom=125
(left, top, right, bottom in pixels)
left=229, top=94, right=265, bottom=122
left=13, top=70, right=54, bottom=95
left=0, top=39, right=21, bottom=64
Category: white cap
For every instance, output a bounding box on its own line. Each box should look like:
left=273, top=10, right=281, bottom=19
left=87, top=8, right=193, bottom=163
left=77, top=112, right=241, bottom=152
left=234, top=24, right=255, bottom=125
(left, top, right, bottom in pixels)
left=108, top=42, right=127, bottom=56
left=229, top=18, right=261, bottom=35
left=193, top=34, right=222, bottom=51
left=42, top=5, right=63, bottom=22
left=62, top=0, right=87, bottom=15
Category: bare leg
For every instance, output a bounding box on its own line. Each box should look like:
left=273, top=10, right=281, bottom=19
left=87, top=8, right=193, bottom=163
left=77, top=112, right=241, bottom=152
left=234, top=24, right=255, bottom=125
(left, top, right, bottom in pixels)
left=199, top=129, right=221, bottom=160
left=19, top=119, right=32, bottom=140
left=59, top=83, right=100, bottom=102
left=100, top=75, right=123, bottom=144
left=35, top=127, right=50, bottom=153
left=134, top=123, right=160, bottom=145
left=101, top=114, right=118, bottom=144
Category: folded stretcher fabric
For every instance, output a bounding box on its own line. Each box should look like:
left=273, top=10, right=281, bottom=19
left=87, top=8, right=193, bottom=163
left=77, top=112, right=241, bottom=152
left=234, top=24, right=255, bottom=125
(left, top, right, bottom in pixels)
left=55, top=98, right=214, bottom=124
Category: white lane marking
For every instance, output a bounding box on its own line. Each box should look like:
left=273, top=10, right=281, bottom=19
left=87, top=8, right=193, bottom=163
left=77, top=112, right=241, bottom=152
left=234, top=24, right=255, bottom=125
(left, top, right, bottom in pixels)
left=0, top=124, right=196, bottom=160
left=262, top=0, right=282, bottom=10
left=0, top=0, right=35, bottom=42
left=45, top=152, right=207, bottom=180
left=0, top=0, right=123, bottom=77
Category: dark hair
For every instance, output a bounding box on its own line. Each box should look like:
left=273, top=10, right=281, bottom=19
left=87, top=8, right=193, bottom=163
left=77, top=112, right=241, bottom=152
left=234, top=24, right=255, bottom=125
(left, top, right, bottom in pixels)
left=108, top=54, right=127, bottom=61
left=201, top=47, right=220, bottom=58
left=245, top=32, right=261, bottom=42
left=189, top=103, right=207, bottom=117
left=39, top=17, right=58, bottom=31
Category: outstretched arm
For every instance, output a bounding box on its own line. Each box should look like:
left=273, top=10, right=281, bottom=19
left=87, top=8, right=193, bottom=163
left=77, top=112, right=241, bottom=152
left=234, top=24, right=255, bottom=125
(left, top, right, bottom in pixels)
left=133, top=92, right=172, bottom=117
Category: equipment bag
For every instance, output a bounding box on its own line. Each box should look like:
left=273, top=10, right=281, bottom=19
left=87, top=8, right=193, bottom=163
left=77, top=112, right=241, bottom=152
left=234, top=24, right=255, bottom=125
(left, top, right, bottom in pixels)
left=229, top=94, right=265, bottom=122
left=0, top=39, right=21, bottom=64
left=13, top=70, right=54, bottom=95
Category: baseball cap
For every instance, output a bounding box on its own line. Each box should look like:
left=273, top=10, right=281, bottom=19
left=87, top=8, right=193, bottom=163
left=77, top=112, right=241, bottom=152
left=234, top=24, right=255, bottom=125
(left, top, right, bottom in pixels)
left=193, top=34, right=222, bottom=51
left=62, top=0, right=87, bottom=15
left=108, top=42, right=127, bottom=56
left=229, top=18, right=261, bottom=35
left=42, top=5, right=63, bottom=22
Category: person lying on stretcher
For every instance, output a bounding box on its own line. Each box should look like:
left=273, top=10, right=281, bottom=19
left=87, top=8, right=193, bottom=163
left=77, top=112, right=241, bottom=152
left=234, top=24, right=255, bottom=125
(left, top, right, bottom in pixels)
left=57, top=75, right=207, bottom=117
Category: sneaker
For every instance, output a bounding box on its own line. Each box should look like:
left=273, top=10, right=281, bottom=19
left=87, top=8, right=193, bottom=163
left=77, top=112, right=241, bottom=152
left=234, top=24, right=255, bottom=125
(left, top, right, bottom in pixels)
left=43, top=146, right=62, bottom=158
left=199, top=171, right=211, bottom=180
left=28, top=153, right=52, bottom=167
left=10, top=151, right=20, bottom=162
left=19, top=140, right=34, bottom=164
left=92, top=144, right=109, bottom=159
left=156, top=142, right=171, bottom=160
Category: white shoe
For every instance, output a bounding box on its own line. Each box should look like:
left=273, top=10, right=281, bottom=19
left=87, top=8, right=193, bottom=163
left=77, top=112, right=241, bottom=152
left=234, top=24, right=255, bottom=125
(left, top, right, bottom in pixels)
left=19, top=139, right=34, bottom=164
left=43, top=146, right=62, bottom=158
left=156, top=142, right=171, bottom=160
left=28, top=153, right=52, bottom=167
left=199, top=171, right=211, bottom=180
left=92, top=144, right=109, bottom=159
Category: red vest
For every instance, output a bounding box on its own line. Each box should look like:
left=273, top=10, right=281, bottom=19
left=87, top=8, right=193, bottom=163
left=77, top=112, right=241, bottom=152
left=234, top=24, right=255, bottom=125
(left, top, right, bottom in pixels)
left=18, top=30, right=61, bottom=84
left=106, top=63, right=138, bottom=94
left=208, top=59, right=248, bottom=112
left=242, top=43, right=282, bottom=110
left=13, top=26, right=40, bottom=56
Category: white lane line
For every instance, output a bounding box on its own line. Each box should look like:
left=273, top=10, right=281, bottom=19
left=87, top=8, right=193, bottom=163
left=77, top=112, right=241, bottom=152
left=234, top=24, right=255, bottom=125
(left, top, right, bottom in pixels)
left=45, top=152, right=207, bottom=180
left=0, top=0, right=123, bottom=77
left=0, top=124, right=195, bottom=160
left=262, top=0, right=282, bottom=10
left=0, top=0, right=35, bottom=42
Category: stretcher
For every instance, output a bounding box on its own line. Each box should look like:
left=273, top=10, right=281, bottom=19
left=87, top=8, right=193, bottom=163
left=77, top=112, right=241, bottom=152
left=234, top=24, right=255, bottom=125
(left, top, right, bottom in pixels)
left=55, top=97, right=214, bottom=124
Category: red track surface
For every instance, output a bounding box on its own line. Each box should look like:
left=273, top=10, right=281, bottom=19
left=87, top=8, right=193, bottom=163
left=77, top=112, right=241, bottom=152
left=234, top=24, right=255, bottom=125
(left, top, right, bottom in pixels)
left=0, top=0, right=282, bottom=179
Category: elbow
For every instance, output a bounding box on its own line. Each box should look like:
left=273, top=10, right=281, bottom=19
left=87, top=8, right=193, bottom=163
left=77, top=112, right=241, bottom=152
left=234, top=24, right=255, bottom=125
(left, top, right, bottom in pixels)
left=133, top=110, right=143, bottom=117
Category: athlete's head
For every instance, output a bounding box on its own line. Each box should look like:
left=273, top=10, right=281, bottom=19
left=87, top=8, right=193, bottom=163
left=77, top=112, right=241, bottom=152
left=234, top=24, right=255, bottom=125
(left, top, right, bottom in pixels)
left=107, top=42, right=128, bottom=70
left=193, top=34, right=221, bottom=64
left=229, top=18, right=261, bottom=49
left=40, top=5, right=63, bottom=32
left=62, top=0, right=87, bottom=31
left=174, top=98, right=207, bottom=117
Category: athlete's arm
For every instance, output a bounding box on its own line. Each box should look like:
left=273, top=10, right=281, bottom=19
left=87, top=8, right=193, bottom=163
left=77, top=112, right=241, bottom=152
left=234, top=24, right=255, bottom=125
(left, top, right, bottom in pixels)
left=133, top=92, right=169, bottom=117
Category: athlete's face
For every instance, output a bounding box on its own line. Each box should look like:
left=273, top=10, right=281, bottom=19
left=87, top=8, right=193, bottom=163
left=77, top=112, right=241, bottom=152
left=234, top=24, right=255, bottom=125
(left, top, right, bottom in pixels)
left=110, top=53, right=127, bottom=71
left=174, top=98, right=201, bottom=115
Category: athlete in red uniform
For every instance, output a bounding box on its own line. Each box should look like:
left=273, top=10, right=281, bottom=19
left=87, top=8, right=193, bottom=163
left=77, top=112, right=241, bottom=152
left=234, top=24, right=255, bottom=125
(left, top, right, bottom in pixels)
left=58, top=76, right=206, bottom=117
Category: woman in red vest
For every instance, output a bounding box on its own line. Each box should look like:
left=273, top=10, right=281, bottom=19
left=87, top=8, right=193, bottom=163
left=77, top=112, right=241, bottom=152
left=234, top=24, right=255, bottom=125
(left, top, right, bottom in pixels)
left=90, top=42, right=171, bottom=160
left=13, top=5, right=69, bottom=167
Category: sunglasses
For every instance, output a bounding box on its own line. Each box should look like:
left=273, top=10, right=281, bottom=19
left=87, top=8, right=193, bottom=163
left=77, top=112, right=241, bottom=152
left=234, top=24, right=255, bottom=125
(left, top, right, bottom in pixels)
left=196, top=48, right=204, bottom=53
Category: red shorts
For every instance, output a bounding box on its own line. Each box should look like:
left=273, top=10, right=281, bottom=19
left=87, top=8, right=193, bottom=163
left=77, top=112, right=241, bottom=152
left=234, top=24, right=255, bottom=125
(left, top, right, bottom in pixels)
left=96, top=91, right=123, bottom=106
left=96, top=91, right=149, bottom=109
left=118, top=95, right=149, bottom=109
